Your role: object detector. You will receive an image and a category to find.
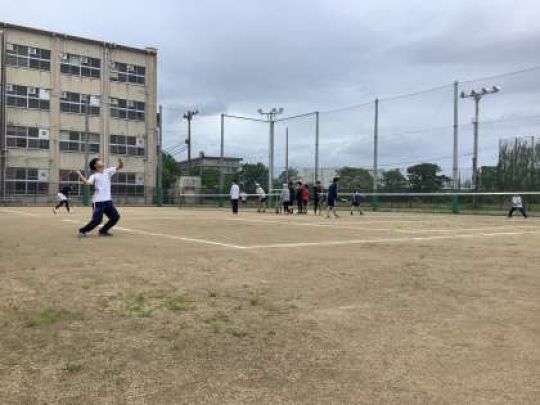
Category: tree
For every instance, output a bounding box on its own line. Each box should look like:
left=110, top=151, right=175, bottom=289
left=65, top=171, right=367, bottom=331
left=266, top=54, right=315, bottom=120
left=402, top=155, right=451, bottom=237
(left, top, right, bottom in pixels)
left=162, top=152, right=180, bottom=190
left=406, top=163, right=442, bottom=192
left=381, top=169, right=408, bottom=192
left=238, top=163, right=268, bottom=193
left=278, top=167, right=299, bottom=186
left=335, top=167, right=373, bottom=192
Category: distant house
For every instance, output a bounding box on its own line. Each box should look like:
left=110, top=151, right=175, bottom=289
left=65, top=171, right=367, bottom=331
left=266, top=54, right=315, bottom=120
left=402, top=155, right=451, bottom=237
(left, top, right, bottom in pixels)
left=177, top=155, right=243, bottom=175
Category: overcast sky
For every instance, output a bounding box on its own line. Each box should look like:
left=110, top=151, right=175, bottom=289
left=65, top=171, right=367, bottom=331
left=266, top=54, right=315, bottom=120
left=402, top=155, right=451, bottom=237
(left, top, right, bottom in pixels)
left=4, top=0, right=540, bottom=176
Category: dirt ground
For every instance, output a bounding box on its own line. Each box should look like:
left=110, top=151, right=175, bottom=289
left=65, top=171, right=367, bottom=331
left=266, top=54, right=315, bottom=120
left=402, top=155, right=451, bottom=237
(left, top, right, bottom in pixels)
left=0, top=206, right=539, bottom=404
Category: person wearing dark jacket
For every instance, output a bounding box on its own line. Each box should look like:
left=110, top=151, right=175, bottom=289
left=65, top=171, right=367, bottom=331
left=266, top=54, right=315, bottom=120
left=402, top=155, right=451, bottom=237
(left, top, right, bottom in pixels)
left=288, top=182, right=295, bottom=214
left=313, top=181, right=324, bottom=216
left=326, top=177, right=339, bottom=218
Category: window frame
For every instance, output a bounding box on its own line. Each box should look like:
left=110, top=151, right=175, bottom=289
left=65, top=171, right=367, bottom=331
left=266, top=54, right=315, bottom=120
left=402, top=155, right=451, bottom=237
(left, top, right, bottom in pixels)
left=6, top=84, right=50, bottom=110
left=60, top=92, right=100, bottom=116
left=60, top=53, right=101, bottom=79
left=6, top=125, right=49, bottom=150
left=109, top=134, right=145, bottom=156
left=111, top=171, right=145, bottom=196
left=59, top=130, right=101, bottom=153
left=5, top=167, right=49, bottom=195
left=5, top=43, right=51, bottom=71
left=110, top=97, right=145, bottom=121
left=110, top=61, right=146, bottom=85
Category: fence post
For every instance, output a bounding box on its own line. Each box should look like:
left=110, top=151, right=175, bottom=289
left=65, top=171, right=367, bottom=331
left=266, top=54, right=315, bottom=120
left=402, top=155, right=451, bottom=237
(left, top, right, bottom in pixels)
left=371, top=98, right=379, bottom=211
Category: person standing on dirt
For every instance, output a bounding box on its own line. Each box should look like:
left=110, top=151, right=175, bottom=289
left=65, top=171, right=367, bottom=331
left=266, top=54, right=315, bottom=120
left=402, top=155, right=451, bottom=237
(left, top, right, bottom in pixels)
left=288, top=181, right=295, bottom=214
left=301, top=183, right=310, bottom=214
left=313, top=180, right=324, bottom=216
left=508, top=194, right=528, bottom=218
left=296, top=181, right=304, bottom=214
left=326, top=177, right=340, bottom=218
left=255, top=183, right=266, bottom=213
left=350, top=189, right=365, bottom=216
left=281, top=183, right=290, bottom=214
left=230, top=179, right=240, bottom=216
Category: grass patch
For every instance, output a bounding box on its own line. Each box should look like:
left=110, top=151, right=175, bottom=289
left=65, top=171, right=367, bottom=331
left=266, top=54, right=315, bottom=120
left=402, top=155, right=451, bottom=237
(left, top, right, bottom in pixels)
left=65, top=361, right=82, bottom=373
left=204, top=312, right=230, bottom=334
left=81, top=279, right=105, bottom=290
left=249, top=290, right=263, bottom=306
left=229, top=328, right=248, bottom=338
left=165, top=294, right=190, bottom=312
left=124, top=293, right=152, bottom=318
left=24, top=308, right=81, bottom=328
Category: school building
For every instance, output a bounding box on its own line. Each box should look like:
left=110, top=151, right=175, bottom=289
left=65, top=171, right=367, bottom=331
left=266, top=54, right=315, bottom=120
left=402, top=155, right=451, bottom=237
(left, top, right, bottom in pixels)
left=0, top=22, right=158, bottom=204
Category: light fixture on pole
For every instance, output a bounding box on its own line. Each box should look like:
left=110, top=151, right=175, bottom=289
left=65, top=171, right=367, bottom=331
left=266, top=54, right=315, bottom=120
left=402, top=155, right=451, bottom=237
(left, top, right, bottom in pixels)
left=258, top=107, right=284, bottom=205
left=183, top=109, right=199, bottom=174
left=460, top=86, right=500, bottom=191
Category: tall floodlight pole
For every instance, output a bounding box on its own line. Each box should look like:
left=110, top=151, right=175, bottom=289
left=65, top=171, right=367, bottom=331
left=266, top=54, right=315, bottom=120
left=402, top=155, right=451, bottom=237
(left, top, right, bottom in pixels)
left=460, top=86, right=500, bottom=191
left=453, top=81, right=459, bottom=190
left=82, top=96, right=90, bottom=206
left=372, top=98, right=379, bottom=210
left=219, top=113, right=225, bottom=206
left=258, top=107, right=284, bottom=205
left=183, top=109, right=199, bottom=175
left=315, top=111, right=320, bottom=183
left=285, top=127, right=289, bottom=183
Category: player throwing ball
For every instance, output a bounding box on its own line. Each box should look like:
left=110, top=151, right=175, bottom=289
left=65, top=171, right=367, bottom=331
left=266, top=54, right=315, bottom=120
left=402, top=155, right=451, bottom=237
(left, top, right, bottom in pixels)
left=76, top=157, right=123, bottom=237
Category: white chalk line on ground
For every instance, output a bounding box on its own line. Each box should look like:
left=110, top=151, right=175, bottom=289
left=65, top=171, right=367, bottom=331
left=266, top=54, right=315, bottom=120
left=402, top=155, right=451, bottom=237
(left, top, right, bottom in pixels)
left=61, top=219, right=245, bottom=249
left=242, top=230, right=539, bottom=249
left=61, top=218, right=538, bottom=250
left=0, top=209, right=38, bottom=217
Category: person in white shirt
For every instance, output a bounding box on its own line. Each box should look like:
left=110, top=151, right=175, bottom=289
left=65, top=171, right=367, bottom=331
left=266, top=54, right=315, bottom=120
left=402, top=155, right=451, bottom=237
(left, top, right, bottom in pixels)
left=230, top=179, right=240, bottom=215
left=255, top=183, right=266, bottom=213
left=508, top=194, right=528, bottom=218
left=240, top=187, right=248, bottom=207
left=281, top=183, right=290, bottom=214
left=76, top=157, right=123, bottom=236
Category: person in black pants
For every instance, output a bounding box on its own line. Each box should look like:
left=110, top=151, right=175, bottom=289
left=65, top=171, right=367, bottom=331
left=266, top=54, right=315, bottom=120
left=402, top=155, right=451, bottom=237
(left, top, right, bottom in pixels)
left=296, top=181, right=303, bottom=214
left=508, top=194, right=528, bottom=218
left=230, top=179, right=240, bottom=215
left=53, top=184, right=73, bottom=214
left=76, top=157, right=123, bottom=237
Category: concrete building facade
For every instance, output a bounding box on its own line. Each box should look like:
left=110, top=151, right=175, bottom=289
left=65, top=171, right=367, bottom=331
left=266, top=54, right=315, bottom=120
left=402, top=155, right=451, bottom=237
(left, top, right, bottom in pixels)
left=0, top=22, right=158, bottom=204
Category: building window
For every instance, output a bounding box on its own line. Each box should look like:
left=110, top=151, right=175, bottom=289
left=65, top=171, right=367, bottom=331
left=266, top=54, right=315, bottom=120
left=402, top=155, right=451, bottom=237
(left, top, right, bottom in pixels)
left=60, top=53, right=100, bottom=78
left=110, top=98, right=145, bottom=121
left=110, top=62, right=145, bottom=85
left=5, top=167, right=49, bottom=195
left=6, top=84, right=50, bottom=110
left=60, top=92, right=100, bottom=115
left=109, top=135, right=145, bottom=156
left=59, top=131, right=100, bottom=153
left=112, top=172, right=144, bottom=195
left=7, top=126, right=49, bottom=150
left=5, top=43, right=51, bottom=71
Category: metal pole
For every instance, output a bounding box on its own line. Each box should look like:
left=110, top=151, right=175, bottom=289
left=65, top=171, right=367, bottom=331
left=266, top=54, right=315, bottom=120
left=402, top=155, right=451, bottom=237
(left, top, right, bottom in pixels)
left=82, top=97, right=90, bottom=206
left=219, top=113, right=224, bottom=206
left=268, top=118, right=274, bottom=205
left=157, top=104, right=163, bottom=206
left=0, top=30, right=6, bottom=205
left=285, top=127, right=289, bottom=183
left=453, top=81, right=459, bottom=190
left=372, top=98, right=379, bottom=210
left=187, top=117, right=191, bottom=174
left=473, top=96, right=479, bottom=191
left=315, top=111, right=319, bottom=183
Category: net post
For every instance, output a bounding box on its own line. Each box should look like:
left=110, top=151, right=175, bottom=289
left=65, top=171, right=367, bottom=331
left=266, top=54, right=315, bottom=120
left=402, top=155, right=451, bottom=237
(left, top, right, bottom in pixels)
left=452, top=193, right=460, bottom=214
left=372, top=98, right=379, bottom=212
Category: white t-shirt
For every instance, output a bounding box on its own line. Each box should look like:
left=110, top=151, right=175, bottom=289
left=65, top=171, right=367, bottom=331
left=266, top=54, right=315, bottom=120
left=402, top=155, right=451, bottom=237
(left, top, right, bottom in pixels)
left=88, top=167, right=117, bottom=203
left=256, top=186, right=266, bottom=199
left=240, top=192, right=248, bottom=202
left=230, top=184, right=240, bottom=200
left=512, top=196, right=523, bottom=208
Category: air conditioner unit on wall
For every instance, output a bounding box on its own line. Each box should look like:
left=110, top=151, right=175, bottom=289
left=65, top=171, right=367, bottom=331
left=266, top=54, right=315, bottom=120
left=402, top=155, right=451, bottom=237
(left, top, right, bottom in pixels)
left=28, top=87, right=37, bottom=95
left=39, top=89, right=50, bottom=100
left=127, top=100, right=135, bottom=108
left=136, top=138, right=145, bottom=147
left=29, top=47, right=37, bottom=55
left=81, top=56, right=89, bottom=64
left=6, top=43, right=14, bottom=51
left=38, top=129, right=50, bottom=139
left=135, top=173, right=144, bottom=185
left=127, top=64, right=135, bottom=72
left=6, top=84, right=14, bottom=92
left=61, top=53, right=69, bottom=61
left=38, top=169, right=49, bottom=181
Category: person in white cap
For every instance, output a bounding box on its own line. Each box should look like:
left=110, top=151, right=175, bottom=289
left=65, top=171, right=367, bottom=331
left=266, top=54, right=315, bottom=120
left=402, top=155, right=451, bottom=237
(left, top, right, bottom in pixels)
left=255, top=183, right=266, bottom=213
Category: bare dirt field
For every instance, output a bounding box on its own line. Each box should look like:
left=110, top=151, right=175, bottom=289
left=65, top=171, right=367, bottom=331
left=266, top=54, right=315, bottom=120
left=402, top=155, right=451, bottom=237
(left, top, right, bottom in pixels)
left=0, top=206, right=539, bottom=404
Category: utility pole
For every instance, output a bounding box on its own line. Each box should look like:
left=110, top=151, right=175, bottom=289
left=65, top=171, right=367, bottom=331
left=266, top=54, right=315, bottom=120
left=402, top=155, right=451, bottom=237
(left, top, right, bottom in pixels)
left=285, top=127, right=289, bottom=183
left=460, top=86, right=500, bottom=192
left=157, top=104, right=163, bottom=206
left=372, top=98, right=379, bottom=211
left=258, top=107, right=283, bottom=206
left=183, top=109, right=199, bottom=175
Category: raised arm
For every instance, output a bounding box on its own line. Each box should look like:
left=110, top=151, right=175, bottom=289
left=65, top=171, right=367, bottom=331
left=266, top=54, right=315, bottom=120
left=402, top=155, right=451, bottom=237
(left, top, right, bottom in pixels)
left=116, top=158, right=124, bottom=171
left=76, top=170, right=92, bottom=185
